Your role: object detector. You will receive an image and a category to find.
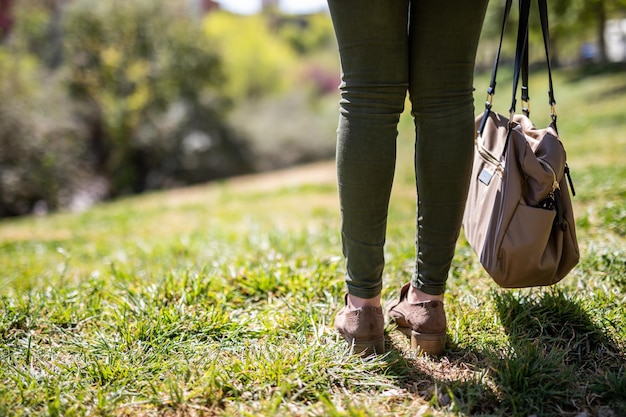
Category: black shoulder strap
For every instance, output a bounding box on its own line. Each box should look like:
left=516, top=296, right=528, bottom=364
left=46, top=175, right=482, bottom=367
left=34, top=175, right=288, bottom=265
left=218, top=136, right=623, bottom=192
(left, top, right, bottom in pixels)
left=478, top=0, right=556, bottom=137
left=486, top=0, right=514, bottom=100
left=538, top=0, right=557, bottom=125
left=478, top=0, right=514, bottom=137
left=509, top=0, right=531, bottom=118
left=521, top=24, right=530, bottom=117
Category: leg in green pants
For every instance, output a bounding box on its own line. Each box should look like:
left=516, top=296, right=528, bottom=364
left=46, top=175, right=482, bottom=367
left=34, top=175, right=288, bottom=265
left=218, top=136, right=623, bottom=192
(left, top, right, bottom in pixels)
left=329, top=0, right=489, bottom=355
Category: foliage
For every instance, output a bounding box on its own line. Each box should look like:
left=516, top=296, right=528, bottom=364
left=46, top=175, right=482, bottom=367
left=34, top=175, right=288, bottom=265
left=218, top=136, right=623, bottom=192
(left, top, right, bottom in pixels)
left=0, top=49, right=88, bottom=217
left=62, top=0, right=252, bottom=196
left=1, top=2, right=342, bottom=216
left=275, top=12, right=336, bottom=55
left=201, top=11, right=339, bottom=173
left=202, top=11, right=298, bottom=100
left=228, top=92, right=338, bottom=172
left=477, top=0, right=626, bottom=67
left=10, top=0, right=63, bottom=68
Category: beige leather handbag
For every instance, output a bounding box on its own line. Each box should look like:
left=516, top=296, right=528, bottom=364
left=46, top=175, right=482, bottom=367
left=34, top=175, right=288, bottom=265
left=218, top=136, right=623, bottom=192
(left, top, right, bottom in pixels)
left=462, top=0, right=579, bottom=288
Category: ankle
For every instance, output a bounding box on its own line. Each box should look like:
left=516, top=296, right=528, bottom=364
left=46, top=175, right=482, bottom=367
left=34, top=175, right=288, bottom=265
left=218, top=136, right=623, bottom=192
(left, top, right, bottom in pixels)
left=347, top=293, right=382, bottom=309
left=407, top=286, right=444, bottom=303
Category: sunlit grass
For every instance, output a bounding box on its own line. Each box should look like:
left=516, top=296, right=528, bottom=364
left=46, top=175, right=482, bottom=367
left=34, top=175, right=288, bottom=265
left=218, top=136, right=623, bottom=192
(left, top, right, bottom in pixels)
left=1, top=68, right=625, bottom=416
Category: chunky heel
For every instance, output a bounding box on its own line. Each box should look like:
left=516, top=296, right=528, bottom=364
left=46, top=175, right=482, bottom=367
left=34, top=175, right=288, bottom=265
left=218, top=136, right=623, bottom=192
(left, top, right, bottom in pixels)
left=351, top=337, right=385, bottom=356
left=335, top=295, right=385, bottom=357
left=411, top=331, right=446, bottom=356
left=387, top=283, right=448, bottom=356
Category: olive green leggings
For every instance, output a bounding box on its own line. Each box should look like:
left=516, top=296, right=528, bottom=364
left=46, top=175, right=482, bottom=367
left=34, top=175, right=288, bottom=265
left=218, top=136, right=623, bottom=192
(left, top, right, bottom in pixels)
left=328, top=0, right=490, bottom=298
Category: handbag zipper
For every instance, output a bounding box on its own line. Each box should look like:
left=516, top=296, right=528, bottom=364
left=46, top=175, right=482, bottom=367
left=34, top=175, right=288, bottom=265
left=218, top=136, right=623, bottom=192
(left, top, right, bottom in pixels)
left=537, top=157, right=559, bottom=192
left=537, top=157, right=566, bottom=230
left=476, top=136, right=504, bottom=175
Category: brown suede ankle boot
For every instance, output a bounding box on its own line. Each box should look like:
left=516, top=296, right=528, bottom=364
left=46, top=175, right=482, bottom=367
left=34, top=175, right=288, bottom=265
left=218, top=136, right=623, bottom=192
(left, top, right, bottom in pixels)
left=386, top=283, right=447, bottom=355
left=334, top=295, right=385, bottom=356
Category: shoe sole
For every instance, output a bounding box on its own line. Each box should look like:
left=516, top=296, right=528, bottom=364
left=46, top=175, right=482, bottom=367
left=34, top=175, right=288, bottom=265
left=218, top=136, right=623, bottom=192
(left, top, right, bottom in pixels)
left=347, top=336, right=385, bottom=356
left=397, top=326, right=446, bottom=356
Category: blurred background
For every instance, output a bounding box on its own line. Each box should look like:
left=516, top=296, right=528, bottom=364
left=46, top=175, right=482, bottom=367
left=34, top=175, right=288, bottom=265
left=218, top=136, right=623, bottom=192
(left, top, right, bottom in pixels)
left=0, top=0, right=624, bottom=218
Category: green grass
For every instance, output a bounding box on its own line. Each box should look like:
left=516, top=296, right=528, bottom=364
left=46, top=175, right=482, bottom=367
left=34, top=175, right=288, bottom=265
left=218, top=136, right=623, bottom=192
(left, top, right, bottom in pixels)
left=1, top=68, right=625, bottom=416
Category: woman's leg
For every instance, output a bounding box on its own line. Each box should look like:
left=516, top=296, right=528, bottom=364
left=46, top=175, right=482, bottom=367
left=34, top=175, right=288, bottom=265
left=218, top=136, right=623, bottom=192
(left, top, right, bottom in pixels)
left=408, top=0, right=490, bottom=296
left=327, top=0, right=410, bottom=300
left=386, top=0, right=489, bottom=355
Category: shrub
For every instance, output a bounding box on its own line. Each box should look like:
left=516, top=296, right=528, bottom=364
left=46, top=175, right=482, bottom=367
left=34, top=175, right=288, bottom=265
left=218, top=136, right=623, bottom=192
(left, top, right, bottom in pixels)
left=202, top=11, right=298, bottom=100
left=0, top=50, right=89, bottom=217
left=63, top=0, right=252, bottom=196
left=275, top=12, right=336, bottom=56
left=228, top=92, right=338, bottom=172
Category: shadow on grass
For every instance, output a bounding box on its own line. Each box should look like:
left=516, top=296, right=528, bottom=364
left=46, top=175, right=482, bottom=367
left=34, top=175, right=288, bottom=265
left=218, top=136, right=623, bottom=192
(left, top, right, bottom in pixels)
left=492, top=290, right=626, bottom=416
left=381, top=334, right=500, bottom=415
left=380, top=290, right=625, bottom=416
left=565, top=61, right=626, bottom=81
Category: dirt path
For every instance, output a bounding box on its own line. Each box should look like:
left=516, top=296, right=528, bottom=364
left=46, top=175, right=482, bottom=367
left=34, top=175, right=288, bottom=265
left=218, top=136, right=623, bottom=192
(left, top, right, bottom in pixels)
left=227, top=160, right=336, bottom=192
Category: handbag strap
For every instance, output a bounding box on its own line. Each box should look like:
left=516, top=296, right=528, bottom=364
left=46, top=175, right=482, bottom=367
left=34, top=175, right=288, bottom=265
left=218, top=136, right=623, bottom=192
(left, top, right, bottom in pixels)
left=521, top=0, right=557, bottom=121
left=485, top=0, right=514, bottom=101
left=478, top=0, right=557, bottom=136
left=477, top=0, right=514, bottom=137
left=509, top=0, right=531, bottom=120
left=478, top=0, right=576, bottom=196
left=538, top=0, right=557, bottom=125
left=521, top=17, right=530, bottom=116
left=522, top=0, right=576, bottom=194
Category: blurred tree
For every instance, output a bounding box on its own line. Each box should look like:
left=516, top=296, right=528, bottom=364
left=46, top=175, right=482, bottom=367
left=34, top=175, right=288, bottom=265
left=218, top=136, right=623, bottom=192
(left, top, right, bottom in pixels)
left=478, top=0, right=626, bottom=67
left=274, top=12, right=335, bottom=56
left=202, top=11, right=297, bottom=99
left=580, top=0, right=626, bottom=63
left=12, top=0, right=63, bottom=68
left=545, top=0, right=626, bottom=65
left=2, top=1, right=345, bottom=217
left=63, top=0, right=251, bottom=196
left=0, top=50, right=88, bottom=217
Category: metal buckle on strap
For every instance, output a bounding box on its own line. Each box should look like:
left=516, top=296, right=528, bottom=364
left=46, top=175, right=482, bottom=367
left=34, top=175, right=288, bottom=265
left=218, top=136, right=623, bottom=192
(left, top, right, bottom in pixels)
left=550, top=104, right=558, bottom=122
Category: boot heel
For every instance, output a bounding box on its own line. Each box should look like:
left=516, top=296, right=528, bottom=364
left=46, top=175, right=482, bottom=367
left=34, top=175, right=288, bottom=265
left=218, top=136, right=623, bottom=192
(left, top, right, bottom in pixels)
left=411, top=332, right=446, bottom=356
left=351, top=337, right=385, bottom=356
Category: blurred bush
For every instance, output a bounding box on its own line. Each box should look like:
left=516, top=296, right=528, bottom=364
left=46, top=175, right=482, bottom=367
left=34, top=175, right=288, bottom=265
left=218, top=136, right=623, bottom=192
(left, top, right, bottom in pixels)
left=275, top=12, right=335, bottom=56
left=63, top=0, right=252, bottom=196
left=229, top=92, right=338, bottom=172
left=0, top=49, right=89, bottom=217
left=0, top=1, right=340, bottom=217
left=203, top=10, right=339, bottom=173
left=202, top=11, right=298, bottom=99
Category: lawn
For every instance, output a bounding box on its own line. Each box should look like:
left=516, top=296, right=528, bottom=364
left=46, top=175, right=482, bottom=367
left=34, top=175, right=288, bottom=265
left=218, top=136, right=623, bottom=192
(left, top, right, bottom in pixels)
left=1, top=68, right=625, bottom=416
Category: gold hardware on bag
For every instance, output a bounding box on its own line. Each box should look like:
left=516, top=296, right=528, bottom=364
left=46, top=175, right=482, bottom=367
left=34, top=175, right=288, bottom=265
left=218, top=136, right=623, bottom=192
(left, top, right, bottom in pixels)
left=486, top=93, right=494, bottom=108
left=550, top=104, right=557, bottom=119
left=521, top=99, right=530, bottom=115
